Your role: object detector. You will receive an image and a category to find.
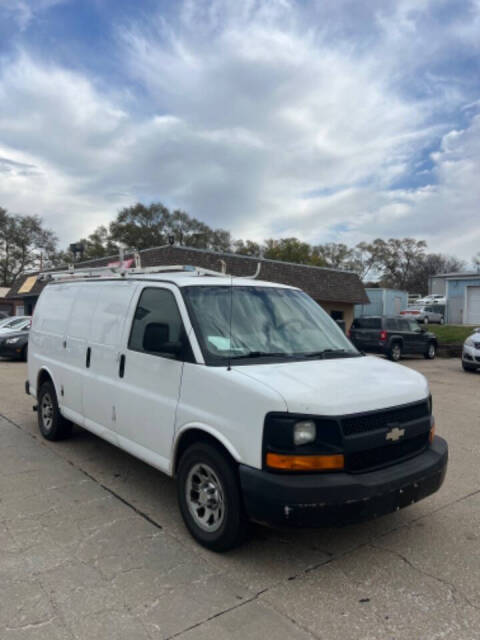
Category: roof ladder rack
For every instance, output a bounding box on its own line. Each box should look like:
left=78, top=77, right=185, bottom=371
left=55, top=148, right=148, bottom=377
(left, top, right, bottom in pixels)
left=38, top=263, right=230, bottom=282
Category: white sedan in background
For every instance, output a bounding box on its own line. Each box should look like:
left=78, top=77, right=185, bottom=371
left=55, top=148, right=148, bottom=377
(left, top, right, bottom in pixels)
left=462, top=328, right=480, bottom=372
left=0, top=316, right=31, bottom=335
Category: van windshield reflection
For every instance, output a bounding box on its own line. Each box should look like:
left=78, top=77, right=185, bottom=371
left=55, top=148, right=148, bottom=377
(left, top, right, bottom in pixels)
left=182, top=286, right=359, bottom=365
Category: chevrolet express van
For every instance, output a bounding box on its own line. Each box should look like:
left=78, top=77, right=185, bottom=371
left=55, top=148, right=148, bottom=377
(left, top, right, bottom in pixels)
left=27, top=267, right=448, bottom=550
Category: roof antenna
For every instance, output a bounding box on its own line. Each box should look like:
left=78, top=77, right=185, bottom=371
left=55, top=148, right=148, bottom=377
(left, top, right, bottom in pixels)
left=227, top=273, right=234, bottom=372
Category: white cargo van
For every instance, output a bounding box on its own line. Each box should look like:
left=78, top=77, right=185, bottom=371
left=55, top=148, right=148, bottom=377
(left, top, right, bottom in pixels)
left=27, top=266, right=448, bottom=550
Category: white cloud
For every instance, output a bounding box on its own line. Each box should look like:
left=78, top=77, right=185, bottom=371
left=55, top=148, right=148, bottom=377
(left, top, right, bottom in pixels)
left=0, top=0, right=479, bottom=262
left=0, top=0, right=67, bottom=29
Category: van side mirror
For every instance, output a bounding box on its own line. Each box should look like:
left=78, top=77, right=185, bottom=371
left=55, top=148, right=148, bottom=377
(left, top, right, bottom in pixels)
left=161, top=340, right=183, bottom=356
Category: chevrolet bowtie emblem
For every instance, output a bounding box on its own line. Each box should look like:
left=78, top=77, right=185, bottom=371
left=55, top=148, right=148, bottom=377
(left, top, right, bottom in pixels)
left=386, top=426, right=405, bottom=442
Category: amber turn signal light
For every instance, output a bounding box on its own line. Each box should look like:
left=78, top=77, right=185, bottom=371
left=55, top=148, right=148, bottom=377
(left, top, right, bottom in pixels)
left=429, top=423, right=435, bottom=444
left=266, top=452, right=344, bottom=471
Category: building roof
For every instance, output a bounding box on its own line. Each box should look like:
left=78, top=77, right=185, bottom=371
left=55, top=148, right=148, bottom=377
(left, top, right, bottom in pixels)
left=0, top=287, right=10, bottom=298
left=432, top=271, right=480, bottom=279
left=7, top=244, right=369, bottom=305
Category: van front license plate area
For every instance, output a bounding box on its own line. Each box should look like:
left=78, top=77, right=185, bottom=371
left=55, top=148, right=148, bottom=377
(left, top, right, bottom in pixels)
left=279, top=469, right=446, bottom=527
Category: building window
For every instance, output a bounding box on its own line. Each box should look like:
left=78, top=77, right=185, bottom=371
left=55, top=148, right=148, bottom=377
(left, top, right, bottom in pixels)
left=330, top=310, right=344, bottom=321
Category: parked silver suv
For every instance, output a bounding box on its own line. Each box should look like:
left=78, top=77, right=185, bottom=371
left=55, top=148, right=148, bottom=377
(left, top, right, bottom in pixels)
left=400, top=304, right=445, bottom=325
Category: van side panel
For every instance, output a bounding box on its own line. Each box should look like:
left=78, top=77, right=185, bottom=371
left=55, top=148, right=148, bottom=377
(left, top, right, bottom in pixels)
left=61, top=283, right=101, bottom=425
left=81, top=281, right=138, bottom=441
left=175, top=363, right=287, bottom=471
left=28, top=283, right=77, bottom=400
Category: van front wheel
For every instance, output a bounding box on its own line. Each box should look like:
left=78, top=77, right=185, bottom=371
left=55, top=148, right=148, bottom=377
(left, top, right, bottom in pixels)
left=38, top=381, right=72, bottom=441
left=177, top=442, right=247, bottom=551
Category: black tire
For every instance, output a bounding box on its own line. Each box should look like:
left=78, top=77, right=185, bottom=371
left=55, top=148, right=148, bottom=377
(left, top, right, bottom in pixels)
left=38, top=381, right=72, bottom=441
left=424, top=342, right=436, bottom=359
left=388, top=342, right=402, bottom=362
left=177, top=442, right=247, bottom=551
left=462, top=361, right=476, bottom=372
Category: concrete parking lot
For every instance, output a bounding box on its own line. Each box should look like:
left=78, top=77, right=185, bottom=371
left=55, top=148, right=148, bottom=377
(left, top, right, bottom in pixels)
left=1, top=357, right=479, bottom=640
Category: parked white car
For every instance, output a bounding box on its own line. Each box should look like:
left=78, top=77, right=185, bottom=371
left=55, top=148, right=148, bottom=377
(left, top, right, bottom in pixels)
left=462, top=328, right=480, bottom=372
left=415, top=294, right=446, bottom=305
left=26, top=267, right=448, bottom=550
left=0, top=316, right=31, bottom=335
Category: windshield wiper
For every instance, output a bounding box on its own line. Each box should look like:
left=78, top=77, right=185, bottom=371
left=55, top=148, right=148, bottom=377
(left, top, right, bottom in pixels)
left=229, top=351, right=292, bottom=360
left=302, top=349, right=358, bottom=359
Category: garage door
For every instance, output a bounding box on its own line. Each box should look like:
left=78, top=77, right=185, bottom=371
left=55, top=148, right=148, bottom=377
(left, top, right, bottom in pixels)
left=466, top=287, right=480, bottom=324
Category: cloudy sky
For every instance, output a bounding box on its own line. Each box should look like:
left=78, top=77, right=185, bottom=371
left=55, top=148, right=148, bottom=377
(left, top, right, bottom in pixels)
left=0, top=0, right=479, bottom=261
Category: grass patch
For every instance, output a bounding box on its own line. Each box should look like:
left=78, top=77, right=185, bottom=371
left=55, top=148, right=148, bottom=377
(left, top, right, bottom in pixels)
left=425, top=325, right=475, bottom=344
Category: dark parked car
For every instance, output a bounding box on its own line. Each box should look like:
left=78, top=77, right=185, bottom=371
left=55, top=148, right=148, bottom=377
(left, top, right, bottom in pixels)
left=349, top=316, right=437, bottom=361
left=0, top=327, right=29, bottom=361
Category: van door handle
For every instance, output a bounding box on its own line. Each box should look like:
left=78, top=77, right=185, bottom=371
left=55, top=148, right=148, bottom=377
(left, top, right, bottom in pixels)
left=119, top=354, right=126, bottom=378
left=86, top=347, right=91, bottom=368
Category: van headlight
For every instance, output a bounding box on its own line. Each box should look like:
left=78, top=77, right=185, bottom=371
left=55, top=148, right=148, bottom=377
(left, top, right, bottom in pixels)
left=263, top=413, right=343, bottom=472
left=5, top=337, right=21, bottom=344
left=293, top=420, right=317, bottom=445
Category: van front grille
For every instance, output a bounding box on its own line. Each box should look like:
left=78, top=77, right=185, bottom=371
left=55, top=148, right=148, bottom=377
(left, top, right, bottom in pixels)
left=346, top=433, right=429, bottom=472
left=341, top=401, right=429, bottom=436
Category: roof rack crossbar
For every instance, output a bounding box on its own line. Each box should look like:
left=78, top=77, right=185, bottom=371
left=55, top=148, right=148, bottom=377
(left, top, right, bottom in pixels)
left=38, top=263, right=229, bottom=282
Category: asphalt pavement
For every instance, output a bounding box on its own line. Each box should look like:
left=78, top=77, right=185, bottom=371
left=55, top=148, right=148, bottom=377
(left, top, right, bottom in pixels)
left=1, top=357, right=479, bottom=639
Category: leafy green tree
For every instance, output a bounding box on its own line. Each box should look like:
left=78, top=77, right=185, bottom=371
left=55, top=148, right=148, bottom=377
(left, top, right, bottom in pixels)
left=263, top=238, right=326, bottom=266
left=313, top=243, right=354, bottom=269
left=0, top=208, right=57, bottom=286
left=109, top=203, right=232, bottom=252
left=233, top=239, right=262, bottom=256
left=73, top=225, right=119, bottom=261
left=375, top=238, right=427, bottom=290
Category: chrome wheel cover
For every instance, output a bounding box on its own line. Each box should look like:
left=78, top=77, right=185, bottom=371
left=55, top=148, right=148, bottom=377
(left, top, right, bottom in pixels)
left=186, top=463, right=225, bottom=532
left=41, top=393, right=54, bottom=432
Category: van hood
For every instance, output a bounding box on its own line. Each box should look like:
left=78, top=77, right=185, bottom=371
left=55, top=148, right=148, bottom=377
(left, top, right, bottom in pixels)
left=236, top=355, right=429, bottom=416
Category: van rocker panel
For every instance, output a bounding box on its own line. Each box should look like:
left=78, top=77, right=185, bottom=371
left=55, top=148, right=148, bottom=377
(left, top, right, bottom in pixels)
left=239, top=436, right=448, bottom=527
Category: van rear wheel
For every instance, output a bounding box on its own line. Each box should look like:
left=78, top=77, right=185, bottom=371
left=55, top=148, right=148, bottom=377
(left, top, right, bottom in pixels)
left=177, top=442, right=247, bottom=551
left=38, top=381, right=72, bottom=441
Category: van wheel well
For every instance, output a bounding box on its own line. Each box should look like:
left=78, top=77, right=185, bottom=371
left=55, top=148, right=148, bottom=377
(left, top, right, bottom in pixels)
left=37, top=369, right=54, bottom=392
left=174, top=429, right=236, bottom=476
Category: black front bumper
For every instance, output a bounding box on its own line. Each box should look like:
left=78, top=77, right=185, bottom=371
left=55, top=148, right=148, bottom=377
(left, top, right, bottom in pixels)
left=239, top=436, right=448, bottom=527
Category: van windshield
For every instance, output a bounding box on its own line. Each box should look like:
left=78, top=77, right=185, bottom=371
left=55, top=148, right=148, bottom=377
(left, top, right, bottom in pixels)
left=182, top=285, right=359, bottom=365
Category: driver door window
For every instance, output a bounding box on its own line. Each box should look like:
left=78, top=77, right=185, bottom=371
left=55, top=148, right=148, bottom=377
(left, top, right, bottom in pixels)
left=128, top=288, right=188, bottom=360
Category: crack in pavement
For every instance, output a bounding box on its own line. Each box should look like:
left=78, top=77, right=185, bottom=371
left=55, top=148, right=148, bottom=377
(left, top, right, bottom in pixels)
left=0, top=412, right=164, bottom=532
left=369, top=542, right=480, bottom=612
left=162, top=588, right=269, bottom=640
